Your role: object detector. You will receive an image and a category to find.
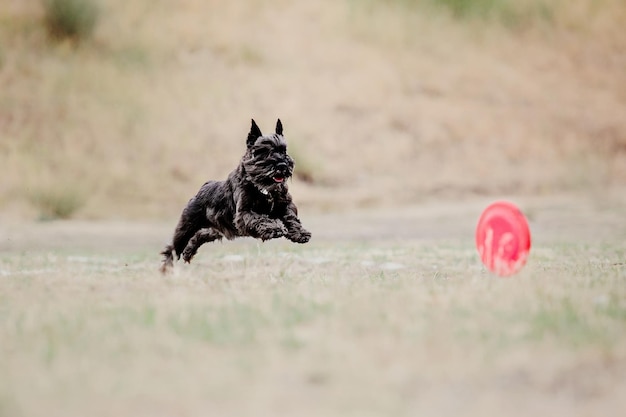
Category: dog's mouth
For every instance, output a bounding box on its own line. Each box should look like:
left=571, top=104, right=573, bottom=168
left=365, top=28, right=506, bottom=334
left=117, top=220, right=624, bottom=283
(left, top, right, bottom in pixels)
left=271, top=166, right=290, bottom=183
left=269, top=162, right=291, bottom=184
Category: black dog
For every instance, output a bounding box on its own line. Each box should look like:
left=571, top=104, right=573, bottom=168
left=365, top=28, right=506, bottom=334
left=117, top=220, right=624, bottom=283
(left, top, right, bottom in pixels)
left=160, top=119, right=311, bottom=273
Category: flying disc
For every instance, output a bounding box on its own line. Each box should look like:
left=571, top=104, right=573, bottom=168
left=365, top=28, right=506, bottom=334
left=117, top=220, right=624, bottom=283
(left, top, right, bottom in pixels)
left=475, top=201, right=531, bottom=277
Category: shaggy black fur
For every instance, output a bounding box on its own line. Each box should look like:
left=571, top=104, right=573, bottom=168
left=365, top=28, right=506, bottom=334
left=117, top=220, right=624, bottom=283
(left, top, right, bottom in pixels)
left=160, top=119, right=311, bottom=273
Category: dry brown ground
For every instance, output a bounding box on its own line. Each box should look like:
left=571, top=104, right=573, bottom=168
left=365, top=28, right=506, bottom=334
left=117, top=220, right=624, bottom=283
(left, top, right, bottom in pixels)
left=1, top=0, right=625, bottom=220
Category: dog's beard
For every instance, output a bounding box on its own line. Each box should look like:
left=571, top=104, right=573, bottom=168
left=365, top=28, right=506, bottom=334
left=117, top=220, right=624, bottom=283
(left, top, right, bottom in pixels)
left=242, top=154, right=294, bottom=192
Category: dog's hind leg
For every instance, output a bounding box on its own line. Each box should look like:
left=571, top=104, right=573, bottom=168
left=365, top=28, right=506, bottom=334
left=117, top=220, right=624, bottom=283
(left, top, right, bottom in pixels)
left=182, top=228, right=223, bottom=263
left=160, top=244, right=176, bottom=274
left=160, top=205, right=205, bottom=273
left=159, top=224, right=201, bottom=273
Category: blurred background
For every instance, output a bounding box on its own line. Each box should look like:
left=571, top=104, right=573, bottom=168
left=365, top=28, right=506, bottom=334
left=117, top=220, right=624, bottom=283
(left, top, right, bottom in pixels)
left=1, top=0, right=625, bottom=221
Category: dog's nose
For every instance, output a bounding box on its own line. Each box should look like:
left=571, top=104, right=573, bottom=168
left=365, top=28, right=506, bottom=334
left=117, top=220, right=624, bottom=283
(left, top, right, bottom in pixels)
left=276, top=162, right=288, bottom=171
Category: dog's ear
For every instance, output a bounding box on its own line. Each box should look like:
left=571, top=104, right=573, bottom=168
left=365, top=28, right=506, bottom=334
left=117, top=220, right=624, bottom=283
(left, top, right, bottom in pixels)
left=275, top=119, right=283, bottom=136
left=247, top=119, right=263, bottom=147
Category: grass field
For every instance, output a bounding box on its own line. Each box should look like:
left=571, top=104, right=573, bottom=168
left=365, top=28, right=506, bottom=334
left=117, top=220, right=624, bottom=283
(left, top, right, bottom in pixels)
left=1, top=2, right=625, bottom=415
left=1, top=194, right=625, bottom=416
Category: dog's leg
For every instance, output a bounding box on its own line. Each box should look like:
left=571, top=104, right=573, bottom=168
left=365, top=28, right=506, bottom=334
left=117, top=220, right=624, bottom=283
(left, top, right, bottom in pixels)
left=235, top=210, right=287, bottom=241
left=159, top=244, right=175, bottom=274
left=234, top=192, right=287, bottom=241
left=160, top=202, right=206, bottom=273
left=282, top=203, right=311, bottom=244
left=182, top=228, right=223, bottom=263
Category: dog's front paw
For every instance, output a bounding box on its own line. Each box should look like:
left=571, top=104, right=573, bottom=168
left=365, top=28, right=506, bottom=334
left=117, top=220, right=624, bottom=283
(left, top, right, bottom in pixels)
left=259, top=221, right=287, bottom=241
left=287, top=229, right=311, bottom=244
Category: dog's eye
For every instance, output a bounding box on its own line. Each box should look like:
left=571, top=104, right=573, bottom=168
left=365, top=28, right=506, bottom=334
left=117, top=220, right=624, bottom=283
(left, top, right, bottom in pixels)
left=253, top=148, right=268, bottom=156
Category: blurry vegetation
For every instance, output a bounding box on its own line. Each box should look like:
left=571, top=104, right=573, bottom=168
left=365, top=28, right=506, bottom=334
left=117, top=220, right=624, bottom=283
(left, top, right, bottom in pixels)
left=364, top=0, right=624, bottom=30
left=43, top=0, right=99, bottom=42
left=427, top=0, right=553, bottom=26
left=28, top=185, right=86, bottom=221
left=289, top=140, right=322, bottom=185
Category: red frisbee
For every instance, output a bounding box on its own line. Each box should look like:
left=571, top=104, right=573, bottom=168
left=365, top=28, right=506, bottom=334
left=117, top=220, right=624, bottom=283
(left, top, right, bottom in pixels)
left=476, top=201, right=531, bottom=277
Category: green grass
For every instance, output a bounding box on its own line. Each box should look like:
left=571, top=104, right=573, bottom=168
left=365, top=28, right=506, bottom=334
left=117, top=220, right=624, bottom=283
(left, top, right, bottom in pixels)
left=1, top=236, right=625, bottom=416
left=43, top=0, right=100, bottom=42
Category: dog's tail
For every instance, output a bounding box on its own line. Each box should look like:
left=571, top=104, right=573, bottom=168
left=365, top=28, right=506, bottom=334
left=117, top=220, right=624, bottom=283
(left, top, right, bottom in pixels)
left=159, top=244, right=175, bottom=274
